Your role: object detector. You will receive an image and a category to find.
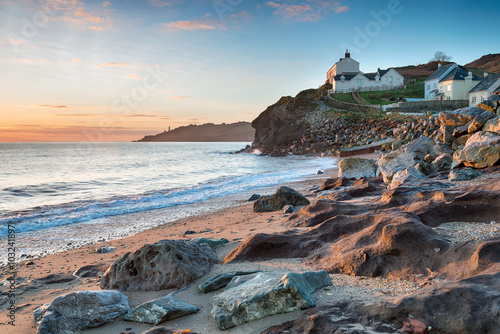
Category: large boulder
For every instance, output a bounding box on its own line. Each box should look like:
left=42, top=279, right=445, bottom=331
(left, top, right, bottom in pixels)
left=390, top=166, right=427, bottom=189
left=253, top=186, right=310, bottom=212
left=468, top=111, right=496, bottom=133
left=199, top=270, right=261, bottom=294
left=429, top=153, right=453, bottom=173
left=34, top=290, right=129, bottom=334
left=453, top=131, right=500, bottom=168
left=448, top=168, right=482, bottom=181
left=378, top=151, right=418, bottom=184
left=100, top=239, right=218, bottom=291
left=438, top=107, right=485, bottom=127
left=211, top=271, right=332, bottom=330
left=338, top=157, right=377, bottom=179
left=483, top=116, right=500, bottom=134
left=401, top=135, right=436, bottom=159
left=430, top=142, right=455, bottom=157
left=124, top=293, right=199, bottom=325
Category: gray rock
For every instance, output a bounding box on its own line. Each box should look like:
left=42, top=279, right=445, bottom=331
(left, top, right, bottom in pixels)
left=483, top=116, right=500, bottom=134
left=429, top=153, right=453, bottom=173
left=453, top=131, right=500, bottom=168
left=392, top=140, right=403, bottom=151
left=73, top=264, right=108, bottom=278
left=401, top=135, right=435, bottom=159
left=190, top=237, right=229, bottom=248
left=378, top=151, right=417, bottom=184
left=253, top=187, right=310, bottom=213
left=248, top=194, right=261, bottom=201
left=390, top=166, right=427, bottom=189
left=124, top=293, right=198, bottom=325
left=211, top=271, right=332, bottom=330
left=101, top=239, right=218, bottom=291
left=199, top=270, right=261, bottom=294
left=34, top=290, right=129, bottom=334
left=439, top=125, right=454, bottom=146
left=338, top=157, right=377, bottom=179
left=283, top=205, right=295, bottom=214
left=429, top=143, right=455, bottom=157
left=438, top=107, right=485, bottom=127
left=448, top=168, right=482, bottom=181
left=96, top=246, right=115, bottom=254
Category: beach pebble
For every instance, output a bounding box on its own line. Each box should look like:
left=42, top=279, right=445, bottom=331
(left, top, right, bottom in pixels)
left=95, top=246, right=116, bottom=254
left=248, top=194, right=261, bottom=201
left=283, top=205, right=295, bottom=214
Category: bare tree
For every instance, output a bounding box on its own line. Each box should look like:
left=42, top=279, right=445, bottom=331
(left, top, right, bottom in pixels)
left=430, top=51, right=452, bottom=62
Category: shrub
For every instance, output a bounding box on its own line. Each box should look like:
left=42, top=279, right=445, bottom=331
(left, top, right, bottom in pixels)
left=368, top=93, right=378, bottom=99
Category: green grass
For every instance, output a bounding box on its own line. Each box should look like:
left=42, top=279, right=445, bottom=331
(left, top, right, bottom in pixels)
left=359, top=82, right=425, bottom=105
left=330, top=93, right=356, bottom=104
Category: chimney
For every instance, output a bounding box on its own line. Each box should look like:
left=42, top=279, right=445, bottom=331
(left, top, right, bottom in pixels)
left=438, top=63, right=442, bottom=68
left=485, top=72, right=489, bottom=78
left=345, top=50, right=350, bottom=58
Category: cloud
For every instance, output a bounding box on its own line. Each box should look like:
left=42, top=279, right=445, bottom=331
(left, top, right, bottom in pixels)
left=167, top=96, right=190, bottom=100
left=48, top=0, right=113, bottom=31
left=164, top=20, right=221, bottom=32
left=55, top=113, right=96, bottom=116
left=102, top=1, right=111, bottom=7
left=127, top=73, right=142, bottom=80
left=335, top=5, right=349, bottom=13
left=125, top=114, right=163, bottom=118
left=71, top=58, right=83, bottom=63
left=266, top=0, right=348, bottom=21
left=38, top=105, right=68, bottom=108
left=101, top=62, right=129, bottom=66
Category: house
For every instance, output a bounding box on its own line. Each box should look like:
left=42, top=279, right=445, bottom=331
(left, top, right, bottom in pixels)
left=425, top=63, right=481, bottom=100
left=469, top=73, right=500, bottom=107
left=326, top=51, right=404, bottom=93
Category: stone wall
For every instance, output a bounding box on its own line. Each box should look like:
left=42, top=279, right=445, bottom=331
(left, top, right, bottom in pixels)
left=327, top=94, right=382, bottom=113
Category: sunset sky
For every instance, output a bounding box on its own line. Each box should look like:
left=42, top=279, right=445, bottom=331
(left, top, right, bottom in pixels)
left=1, top=0, right=498, bottom=142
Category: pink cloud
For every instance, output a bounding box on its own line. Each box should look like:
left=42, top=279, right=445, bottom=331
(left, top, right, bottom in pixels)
left=164, top=20, right=221, bottom=32
left=127, top=73, right=142, bottom=80
left=335, top=5, right=349, bottom=13
left=38, top=105, right=68, bottom=109
left=267, top=0, right=348, bottom=21
left=101, top=62, right=128, bottom=66
left=102, top=1, right=111, bottom=7
left=148, top=0, right=175, bottom=7
left=71, top=58, right=82, bottom=63
left=168, top=96, right=190, bottom=100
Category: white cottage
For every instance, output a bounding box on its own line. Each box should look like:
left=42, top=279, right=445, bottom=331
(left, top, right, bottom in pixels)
left=424, top=63, right=457, bottom=99
left=469, top=73, right=500, bottom=106
left=326, top=51, right=404, bottom=93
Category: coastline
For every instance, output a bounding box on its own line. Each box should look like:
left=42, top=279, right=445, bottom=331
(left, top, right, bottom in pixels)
left=0, top=153, right=383, bottom=334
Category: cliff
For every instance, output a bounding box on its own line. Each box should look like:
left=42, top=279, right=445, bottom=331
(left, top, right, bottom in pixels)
left=137, top=122, right=255, bottom=142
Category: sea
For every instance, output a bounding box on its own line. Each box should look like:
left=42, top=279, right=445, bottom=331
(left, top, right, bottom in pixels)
left=0, top=142, right=338, bottom=263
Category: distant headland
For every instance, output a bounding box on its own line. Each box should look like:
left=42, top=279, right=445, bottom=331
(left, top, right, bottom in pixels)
left=135, top=121, right=255, bottom=142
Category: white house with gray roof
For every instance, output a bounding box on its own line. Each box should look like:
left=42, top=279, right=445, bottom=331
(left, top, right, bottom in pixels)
left=326, top=51, right=404, bottom=93
left=469, top=73, right=500, bottom=106
left=425, top=63, right=457, bottom=99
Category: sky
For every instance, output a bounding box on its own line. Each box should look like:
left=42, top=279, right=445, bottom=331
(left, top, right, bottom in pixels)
left=0, top=0, right=499, bottom=142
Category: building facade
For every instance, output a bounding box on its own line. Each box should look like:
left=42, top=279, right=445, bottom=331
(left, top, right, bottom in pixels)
left=327, top=51, right=404, bottom=93
left=469, top=73, right=500, bottom=106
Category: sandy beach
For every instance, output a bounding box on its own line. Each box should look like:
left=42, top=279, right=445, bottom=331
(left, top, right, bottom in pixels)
left=3, top=152, right=500, bottom=334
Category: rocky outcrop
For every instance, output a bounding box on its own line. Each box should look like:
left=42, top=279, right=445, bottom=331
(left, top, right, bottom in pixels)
left=211, top=271, right=332, bottom=330
left=338, top=157, right=377, bottom=179
left=124, top=293, right=199, bottom=325
left=253, top=186, right=310, bottom=212
left=34, top=290, right=129, bottom=334
left=101, top=239, right=218, bottom=291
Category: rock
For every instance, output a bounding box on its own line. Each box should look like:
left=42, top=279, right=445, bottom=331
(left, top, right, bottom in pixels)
left=199, top=270, right=261, bottom=294
left=316, top=170, right=324, bottom=175
left=248, top=194, right=261, bottom=201
left=430, top=142, right=455, bottom=157
left=283, top=205, right=295, bottom=214
left=438, top=107, right=484, bottom=127
left=429, top=153, right=453, bottom=173
left=190, top=237, right=229, bottom=248
left=453, top=134, right=472, bottom=151
left=483, top=115, right=500, bottom=134
left=253, top=186, right=310, bottom=212
left=453, top=131, right=500, bottom=168
left=73, top=264, right=108, bottom=278
left=124, top=293, right=199, bottom=325
left=439, top=124, right=454, bottom=145
left=392, top=140, right=402, bottom=150
left=141, top=327, right=200, bottom=334
left=96, top=246, right=115, bottom=254
left=318, top=177, right=350, bottom=191
left=338, top=157, right=377, bottom=179
left=378, top=151, right=418, bottom=184
left=468, top=111, right=496, bottom=133
left=211, top=271, right=332, bottom=330
left=183, top=230, right=197, bottom=235
left=34, top=290, right=129, bottom=334
left=453, top=122, right=472, bottom=138
left=100, top=239, right=218, bottom=291
left=448, top=168, right=482, bottom=181
left=390, top=166, right=427, bottom=189
left=401, top=135, right=436, bottom=159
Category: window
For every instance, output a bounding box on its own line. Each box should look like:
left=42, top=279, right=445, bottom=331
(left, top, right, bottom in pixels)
left=427, top=84, right=430, bottom=90
left=388, top=76, right=393, bottom=84
left=447, top=85, right=451, bottom=92
left=440, top=86, right=444, bottom=92
left=481, top=95, right=486, bottom=102
left=434, top=83, right=437, bottom=89
left=447, top=97, right=451, bottom=100
left=472, top=96, right=477, bottom=104
left=356, top=79, right=363, bottom=87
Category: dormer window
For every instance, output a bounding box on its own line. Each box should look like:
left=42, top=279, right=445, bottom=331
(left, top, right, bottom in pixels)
left=340, top=74, right=345, bottom=82
left=375, top=74, right=380, bottom=81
